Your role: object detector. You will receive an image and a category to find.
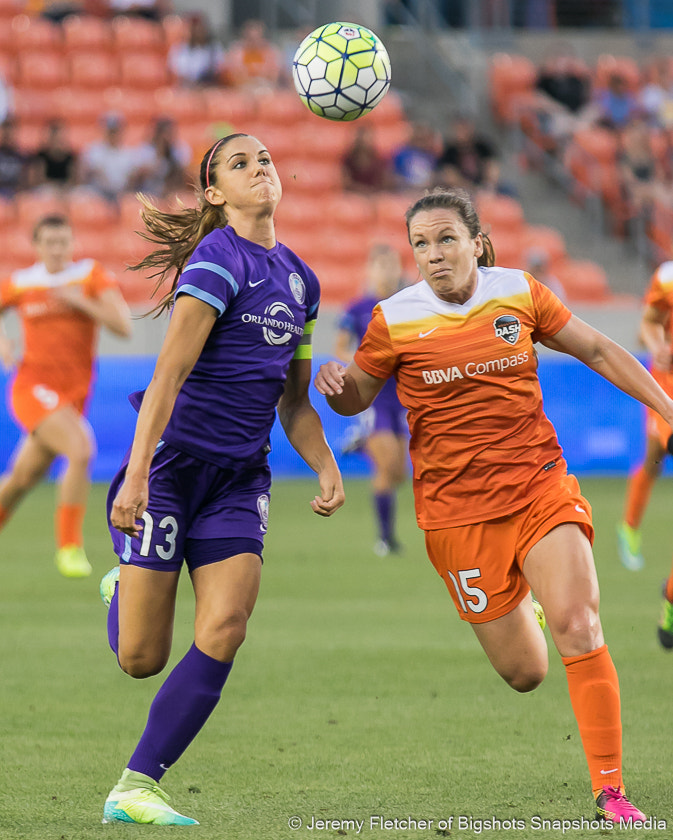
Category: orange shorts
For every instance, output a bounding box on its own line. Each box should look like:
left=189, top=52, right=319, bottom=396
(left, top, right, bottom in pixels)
left=10, top=373, right=89, bottom=433
left=424, top=474, right=594, bottom=624
left=646, top=367, right=673, bottom=447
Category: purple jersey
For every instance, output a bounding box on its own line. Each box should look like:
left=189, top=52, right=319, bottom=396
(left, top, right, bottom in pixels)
left=130, top=226, right=319, bottom=467
left=339, top=295, right=400, bottom=406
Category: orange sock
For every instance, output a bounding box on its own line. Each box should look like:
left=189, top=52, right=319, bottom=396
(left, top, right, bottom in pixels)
left=623, top=467, right=655, bottom=529
left=562, top=644, right=622, bottom=796
left=0, top=504, right=8, bottom=530
left=666, top=572, right=673, bottom=604
left=56, top=503, right=85, bottom=549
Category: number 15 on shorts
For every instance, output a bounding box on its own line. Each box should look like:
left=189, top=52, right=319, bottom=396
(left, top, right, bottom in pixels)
left=447, top=568, right=488, bottom=614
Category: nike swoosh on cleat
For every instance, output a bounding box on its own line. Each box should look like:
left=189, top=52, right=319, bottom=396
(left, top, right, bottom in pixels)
left=419, top=327, right=439, bottom=338
left=249, top=278, right=266, bottom=287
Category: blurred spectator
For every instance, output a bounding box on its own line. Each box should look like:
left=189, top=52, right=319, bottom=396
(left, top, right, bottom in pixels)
left=0, top=118, right=29, bottom=198
left=108, top=0, right=170, bottom=20
left=135, top=117, right=191, bottom=197
left=591, top=73, right=641, bottom=131
left=223, top=19, right=282, bottom=91
left=524, top=247, right=567, bottom=302
left=530, top=50, right=593, bottom=151
left=342, top=126, right=392, bottom=193
left=617, top=117, right=668, bottom=218
left=639, top=57, right=673, bottom=129
left=0, top=74, right=13, bottom=125
left=168, top=13, right=225, bottom=86
left=391, top=122, right=439, bottom=190
left=80, top=113, right=145, bottom=203
left=434, top=115, right=511, bottom=195
left=31, top=120, right=78, bottom=191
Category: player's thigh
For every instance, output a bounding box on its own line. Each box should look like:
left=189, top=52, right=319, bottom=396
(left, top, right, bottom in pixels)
left=4, top=433, right=54, bottom=487
left=191, top=553, right=262, bottom=659
left=34, top=406, right=95, bottom=461
left=117, top=564, right=180, bottom=675
left=366, top=431, right=407, bottom=482
left=471, top=592, right=548, bottom=691
left=523, top=522, right=603, bottom=657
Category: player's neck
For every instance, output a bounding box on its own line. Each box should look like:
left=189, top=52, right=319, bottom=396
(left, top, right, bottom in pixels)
left=227, top=215, right=276, bottom=250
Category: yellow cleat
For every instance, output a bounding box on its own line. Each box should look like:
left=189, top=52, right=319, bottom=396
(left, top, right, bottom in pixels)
left=55, top=545, right=92, bottom=578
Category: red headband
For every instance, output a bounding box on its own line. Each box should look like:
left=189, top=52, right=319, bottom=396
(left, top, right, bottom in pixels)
left=205, top=139, right=225, bottom=188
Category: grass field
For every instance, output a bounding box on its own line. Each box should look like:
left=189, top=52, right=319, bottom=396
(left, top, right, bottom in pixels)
left=1, top=477, right=672, bottom=840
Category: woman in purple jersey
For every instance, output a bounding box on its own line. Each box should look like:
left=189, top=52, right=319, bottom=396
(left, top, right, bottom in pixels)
left=98, top=133, right=345, bottom=826
left=334, top=243, right=408, bottom=555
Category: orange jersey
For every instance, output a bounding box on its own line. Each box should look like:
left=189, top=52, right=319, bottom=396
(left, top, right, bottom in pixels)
left=642, top=260, right=673, bottom=437
left=353, top=266, right=573, bottom=529
left=0, top=259, right=117, bottom=397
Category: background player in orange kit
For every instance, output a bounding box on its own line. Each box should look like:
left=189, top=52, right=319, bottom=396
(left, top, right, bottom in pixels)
left=616, top=259, right=673, bottom=645
left=314, top=187, right=673, bottom=824
left=0, top=214, right=132, bottom=577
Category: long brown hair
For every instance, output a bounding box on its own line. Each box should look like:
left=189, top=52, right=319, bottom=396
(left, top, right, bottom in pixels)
left=405, top=187, right=496, bottom=267
left=132, top=133, right=249, bottom=316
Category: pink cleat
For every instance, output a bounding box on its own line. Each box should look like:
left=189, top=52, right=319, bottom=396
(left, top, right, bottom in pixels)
left=595, top=786, right=646, bottom=823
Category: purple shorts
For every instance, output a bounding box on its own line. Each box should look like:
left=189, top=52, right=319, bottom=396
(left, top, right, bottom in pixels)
left=362, top=399, right=408, bottom=437
left=107, top=441, right=271, bottom=572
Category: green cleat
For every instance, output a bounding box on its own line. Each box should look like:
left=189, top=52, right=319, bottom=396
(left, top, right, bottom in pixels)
left=102, top=770, right=199, bottom=826
left=55, top=545, right=92, bottom=578
left=658, top=581, right=673, bottom=650
left=532, top=597, right=546, bottom=631
left=99, top=566, right=120, bottom=608
left=616, top=522, right=644, bottom=571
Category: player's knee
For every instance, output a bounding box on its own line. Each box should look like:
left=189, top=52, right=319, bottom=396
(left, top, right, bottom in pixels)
left=199, top=609, right=249, bottom=659
left=551, top=605, right=601, bottom=649
left=504, top=663, right=547, bottom=693
left=118, top=648, right=169, bottom=679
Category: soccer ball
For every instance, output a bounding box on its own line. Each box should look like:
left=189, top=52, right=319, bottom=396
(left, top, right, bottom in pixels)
left=292, top=22, right=391, bottom=121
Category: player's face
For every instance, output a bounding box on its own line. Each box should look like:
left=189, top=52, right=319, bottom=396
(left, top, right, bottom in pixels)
left=206, top=135, right=282, bottom=215
left=408, top=208, right=483, bottom=304
left=34, top=224, right=73, bottom=273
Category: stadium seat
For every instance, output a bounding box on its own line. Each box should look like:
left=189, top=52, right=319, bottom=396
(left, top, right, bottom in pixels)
left=102, top=86, right=161, bottom=126
left=111, top=15, right=166, bottom=55
left=14, top=122, right=42, bottom=152
left=256, top=89, right=312, bottom=126
left=278, top=159, right=342, bottom=194
left=593, top=54, right=641, bottom=92
left=0, top=0, right=23, bottom=25
left=11, top=89, right=57, bottom=126
left=489, top=53, right=537, bottom=124
left=11, top=14, right=63, bottom=52
left=361, top=89, right=405, bottom=126
left=274, top=193, right=323, bottom=232
left=68, top=51, right=121, bottom=89
left=202, top=88, right=258, bottom=129
left=14, top=191, right=68, bottom=228
left=14, top=50, right=68, bottom=90
left=162, top=13, right=190, bottom=48
left=119, top=52, right=170, bottom=89
left=154, top=86, right=204, bottom=124
left=373, top=192, right=413, bottom=234
left=325, top=192, right=377, bottom=233
left=67, top=123, right=104, bottom=152
left=4, top=228, right=36, bottom=267
left=68, top=191, right=120, bottom=230
left=53, top=86, right=104, bottom=125
left=373, top=122, right=411, bottom=157
left=476, top=193, right=526, bottom=235
left=62, top=14, right=113, bottom=53
left=308, top=259, right=362, bottom=304
left=519, top=225, right=566, bottom=265
left=554, top=258, right=612, bottom=302
left=296, top=121, right=352, bottom=162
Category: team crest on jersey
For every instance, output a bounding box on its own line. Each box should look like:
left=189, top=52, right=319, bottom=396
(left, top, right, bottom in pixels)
left=257, top=494, right=269, bottom=533
left=493, top=314, right=521, bottom=345
left=288, top=272, right=305, bottom=304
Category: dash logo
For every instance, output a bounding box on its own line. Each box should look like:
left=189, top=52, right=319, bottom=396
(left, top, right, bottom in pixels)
left=494, top=314, right=521, bottom=345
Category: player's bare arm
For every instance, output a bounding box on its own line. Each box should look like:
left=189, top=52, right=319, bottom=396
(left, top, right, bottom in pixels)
left=0, top=309, right=14, bottom=371
left=53, top=285, right=132, bottom=338
left=278, top=357, right=344, bottom=517
left=111, top=295, right=217, bottom=536
left=639, top=304, right=672, bottom=370
left=314, top=359, right=386, bottom=416
left=542, top=313, right=673, bottom=428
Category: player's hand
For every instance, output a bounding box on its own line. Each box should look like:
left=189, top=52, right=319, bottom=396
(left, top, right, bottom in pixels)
left=314, top=360, right=347, bottom=397
left=110, top=475, right=148, bottom=537
left=310, top=463, right=345, bottom=517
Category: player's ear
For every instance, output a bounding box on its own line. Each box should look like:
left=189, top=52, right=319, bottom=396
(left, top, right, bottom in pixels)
left=205, top=185, right=225, bottom=206
left=474, top=233, right=484, bottom=258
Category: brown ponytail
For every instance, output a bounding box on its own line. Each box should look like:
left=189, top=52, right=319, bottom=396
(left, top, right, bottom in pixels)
left=131, top=134, right=249, bottom=317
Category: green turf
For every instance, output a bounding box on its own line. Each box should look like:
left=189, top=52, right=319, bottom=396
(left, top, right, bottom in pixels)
left=0, top=477, right=671, bottom=839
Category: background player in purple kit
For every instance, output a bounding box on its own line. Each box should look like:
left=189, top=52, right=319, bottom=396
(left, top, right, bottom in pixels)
left=98, top=133, right=344, bottom=826
left=334, top=243, right=408, bottom=555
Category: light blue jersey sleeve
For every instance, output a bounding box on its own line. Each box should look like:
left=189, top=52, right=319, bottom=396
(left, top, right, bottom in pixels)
left=175, top=236, right=240, bottom=317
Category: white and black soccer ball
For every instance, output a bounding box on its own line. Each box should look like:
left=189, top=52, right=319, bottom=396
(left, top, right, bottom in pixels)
left=292, top=22, right=392, bottom=121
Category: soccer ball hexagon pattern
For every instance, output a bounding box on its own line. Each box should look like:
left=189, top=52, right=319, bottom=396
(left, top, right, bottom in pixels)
left=292, top=22, right=392, bottom=121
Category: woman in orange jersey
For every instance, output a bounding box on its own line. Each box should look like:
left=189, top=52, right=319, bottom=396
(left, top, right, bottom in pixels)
left=315, top=187, right=673, bottom=824
left=0, top=214, right=131, bottom=577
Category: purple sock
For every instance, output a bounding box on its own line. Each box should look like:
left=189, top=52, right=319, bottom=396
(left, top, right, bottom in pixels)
left=128, top=643, right=232, bottom=781
left=107, top=586, right=120, bottom=657
left=374, top=492, right=395, bottom=543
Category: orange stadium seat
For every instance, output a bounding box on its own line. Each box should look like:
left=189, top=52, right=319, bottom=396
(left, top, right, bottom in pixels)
left=520, top=224, right=566, bottom=265
left=11, top=89, right=57, bottom=125
left=4, top=229, right=36, bottom=267
left=14, top=50, right=68, bottom=90
left=62, top=14, right=113, bottom=53
left=102, top=86, right=161, bottom=125
left=0, top=0, right=23, bottom=23
left=554, top=258, right=612, bottom=302
left=476, top=192, right=526, bottom=235
left=309, top=260, right=361, bottom=304
left=162, top=14, right=189, bottom=48
left=53, top=86, right=104, bottom=124
left=71, top=228, right=113, bottom=263
left=111, top=15, right=166, bottom=55
left=14, top=191, right=68, bottom=228
left=274, top=193, right=322, bottom=231
left=67, top=123, right=103, bottom=152
left=119, top=52, right=170, bottom=89
left=68, top=191, right=120, bottom=230
left=296, top=121, right=352, bottom=163
left=325, top=192, right=377, bottom=233
left=256, top=88, right=312, bottom=126
left=202, top=88, right=258, bottom=129
left=278, top=159, right=342, bottom=194
left=373, top=192, right=413, bottom=233
left=14, top=122, right=42, bottom=152
left=489, top=53, right=537, bottom=124
left=154, top=86, right=204, bottom=124
left=68, top=51, right=121, bottom=89
left=11, top=14, right=63, bottom=52
left=593, top=54, right=641, bottom=92
left=361, top=89, right=405, bottom=126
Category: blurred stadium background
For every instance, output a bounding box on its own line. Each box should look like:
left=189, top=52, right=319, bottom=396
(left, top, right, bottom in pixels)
left=2, top=0, right=673, bottom=478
